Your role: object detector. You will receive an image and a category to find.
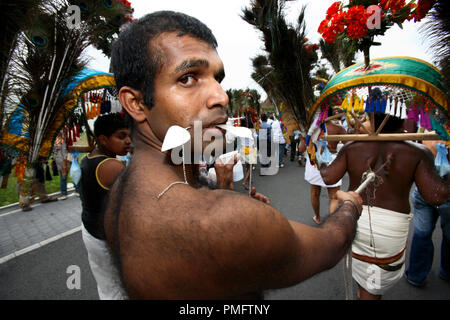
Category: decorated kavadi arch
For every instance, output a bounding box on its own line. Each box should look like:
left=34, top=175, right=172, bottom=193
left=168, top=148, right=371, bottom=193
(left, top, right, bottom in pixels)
left=1, top=68, right=119, bottom=159
left=307, top=56, right=449, bottom=142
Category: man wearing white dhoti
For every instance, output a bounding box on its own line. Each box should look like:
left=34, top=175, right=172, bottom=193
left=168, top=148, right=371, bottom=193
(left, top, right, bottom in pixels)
left=319, top=113, right=449, bottom=299
left=351, top=206, right=413, bottom=295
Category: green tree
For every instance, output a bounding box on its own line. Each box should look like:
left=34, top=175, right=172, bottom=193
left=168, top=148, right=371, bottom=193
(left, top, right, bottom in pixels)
left=226, top=88, right=261, bottom=116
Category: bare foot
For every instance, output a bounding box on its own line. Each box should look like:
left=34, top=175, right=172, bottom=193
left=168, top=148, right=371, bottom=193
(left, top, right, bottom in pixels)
left=313, top=216, right=321, bottom=225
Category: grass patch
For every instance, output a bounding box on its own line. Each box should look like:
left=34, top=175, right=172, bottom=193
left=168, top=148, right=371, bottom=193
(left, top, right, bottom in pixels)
left=0, top=172, right=75, bottom=207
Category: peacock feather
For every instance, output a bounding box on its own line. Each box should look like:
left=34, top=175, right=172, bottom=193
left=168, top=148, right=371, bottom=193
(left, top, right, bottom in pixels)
left=420, top=0, right=449, bottom=95
left=242, top=0, right=317, bottom=130
left=0, top=0, right=51, bottom=133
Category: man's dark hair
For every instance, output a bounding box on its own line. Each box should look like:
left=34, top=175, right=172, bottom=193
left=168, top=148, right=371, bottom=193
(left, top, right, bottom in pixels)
left=111, top=11, right=218, bottom=112
left=373, top=113, right=404, bottom=133
left=94, top=113, right=128, bottom=138
left=261, top=114, right=268, bottom=122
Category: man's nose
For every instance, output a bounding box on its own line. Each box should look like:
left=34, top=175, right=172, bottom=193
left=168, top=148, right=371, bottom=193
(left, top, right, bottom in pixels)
left=206, top=80, right=229, bottom=109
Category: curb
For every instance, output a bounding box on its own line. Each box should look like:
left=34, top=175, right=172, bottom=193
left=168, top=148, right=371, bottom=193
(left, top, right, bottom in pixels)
left=0, top=187, right=76, bottom=215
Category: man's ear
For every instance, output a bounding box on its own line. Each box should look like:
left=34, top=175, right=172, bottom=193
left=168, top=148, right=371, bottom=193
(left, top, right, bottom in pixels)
left=98, top=135, right=108, bottom=148
left=118, top=86, right=147, bottom=123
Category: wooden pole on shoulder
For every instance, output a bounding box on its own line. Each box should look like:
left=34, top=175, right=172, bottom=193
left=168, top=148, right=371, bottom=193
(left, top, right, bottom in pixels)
left=324, top=132, right=440, bottom=141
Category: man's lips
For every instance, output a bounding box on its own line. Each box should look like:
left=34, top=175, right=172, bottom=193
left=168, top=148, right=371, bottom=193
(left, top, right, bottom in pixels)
left=202, top=117, right=228, bottom=135
left=202, top=126, right=226, bottom=137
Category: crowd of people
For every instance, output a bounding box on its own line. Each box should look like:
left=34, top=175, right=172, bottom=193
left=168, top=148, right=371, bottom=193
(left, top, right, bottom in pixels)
left=6, top=10, right=448, bottom=301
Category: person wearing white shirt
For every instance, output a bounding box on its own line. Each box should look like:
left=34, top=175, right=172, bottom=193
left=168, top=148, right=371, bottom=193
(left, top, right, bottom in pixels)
left=270, top=116, right=286, bottom=168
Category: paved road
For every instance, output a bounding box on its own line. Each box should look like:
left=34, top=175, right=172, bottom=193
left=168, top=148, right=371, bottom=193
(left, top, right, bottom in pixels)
left=0, top=157, right=449, bottom=300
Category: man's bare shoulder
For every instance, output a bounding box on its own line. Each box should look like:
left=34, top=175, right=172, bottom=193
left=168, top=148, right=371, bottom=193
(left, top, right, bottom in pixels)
left=338, top=140, right=432, bottom=172
left=342, top=140, right=427, bottom=153
left=121, top=178, right=293, bottom=241
left=327, top=122, right=347, bottom=135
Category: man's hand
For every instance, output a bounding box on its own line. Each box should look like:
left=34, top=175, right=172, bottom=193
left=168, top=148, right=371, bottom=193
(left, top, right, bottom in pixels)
left=250, top=187, right=270, bottom=204
left=336, top=190, right=363, bottom=216
left=214, top=153, right=239, bottom=190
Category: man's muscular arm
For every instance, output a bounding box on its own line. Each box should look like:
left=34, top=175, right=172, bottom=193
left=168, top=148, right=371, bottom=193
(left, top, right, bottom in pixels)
left=414, top=145, right=449, bottom=205
left=116, top=182, right=362, bottom=298
left=320, top=143, right=349, bottom=185
left=190, top=188, right=361, bottom=292
left=283, top=190, right=361, bottom=284
left=166, top=187, right=363, bottom=295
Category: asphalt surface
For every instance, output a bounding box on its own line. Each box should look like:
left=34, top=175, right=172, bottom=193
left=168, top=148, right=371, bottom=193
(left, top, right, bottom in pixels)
left=0, top=154, right=449, bottom=300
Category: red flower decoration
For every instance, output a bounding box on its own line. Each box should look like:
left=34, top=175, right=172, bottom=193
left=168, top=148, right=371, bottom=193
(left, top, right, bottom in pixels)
left=408, top=0, right=436, bottom=22
left=326, top=2, right=342, bottom=20
left=318, top=0, right=436, bottom=44
left=345, top=5, right=369, bottom=39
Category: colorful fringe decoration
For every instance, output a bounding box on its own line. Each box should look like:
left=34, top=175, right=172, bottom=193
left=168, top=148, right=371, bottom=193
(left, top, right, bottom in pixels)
left=14, top=154, right=27, bottom=182
left=419, top=109, right=432, bottom=130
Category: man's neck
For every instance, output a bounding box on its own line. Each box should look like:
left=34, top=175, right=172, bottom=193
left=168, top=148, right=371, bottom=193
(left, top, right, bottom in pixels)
left=131, top=120, right=205, bottom=187
left=132, top=137, right=201, bottom=187
left=91, top=147, right=115, bottom=158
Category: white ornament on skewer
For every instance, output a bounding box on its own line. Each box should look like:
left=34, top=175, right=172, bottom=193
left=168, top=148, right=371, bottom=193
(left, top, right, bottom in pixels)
left=385, top=97, right=391, bottom=114
left=400, top=100, right=408, bottom=119
left=395, top=99, right=402, bottom=118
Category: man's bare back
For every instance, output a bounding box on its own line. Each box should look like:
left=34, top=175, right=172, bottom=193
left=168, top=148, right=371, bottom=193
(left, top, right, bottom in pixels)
left=321, top=140, right=448, bottom=213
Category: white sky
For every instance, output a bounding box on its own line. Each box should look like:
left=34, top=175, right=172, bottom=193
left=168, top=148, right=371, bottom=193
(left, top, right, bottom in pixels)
left=84, top=0, right=435, bottom=101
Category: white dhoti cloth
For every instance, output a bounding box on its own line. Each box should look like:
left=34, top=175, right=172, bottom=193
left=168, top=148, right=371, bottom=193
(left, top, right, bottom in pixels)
left=351, top=206, right=413, bottom=295
left=81, top=224, right=128, bottom=300
left=304, top=153, right=341, bottom=187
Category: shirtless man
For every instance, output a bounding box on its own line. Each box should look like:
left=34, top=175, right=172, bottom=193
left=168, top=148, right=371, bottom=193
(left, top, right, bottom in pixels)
left=320, top=113, right=449, bottom=300
left=104, top=11, right=362, bottom=299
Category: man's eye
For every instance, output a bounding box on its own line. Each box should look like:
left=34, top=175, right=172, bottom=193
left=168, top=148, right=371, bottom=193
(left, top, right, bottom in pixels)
left=179, top=75, right=195, bottom=86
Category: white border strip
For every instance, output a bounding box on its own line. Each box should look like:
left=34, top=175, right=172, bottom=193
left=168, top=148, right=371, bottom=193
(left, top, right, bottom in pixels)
left=0, top=226, right=81, bottom=264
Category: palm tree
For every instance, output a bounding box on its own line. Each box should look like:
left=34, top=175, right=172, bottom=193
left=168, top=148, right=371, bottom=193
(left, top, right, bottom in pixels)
left=242, top=0, right=317, bottom=131
left=226, top=88, right=261, bottom=117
